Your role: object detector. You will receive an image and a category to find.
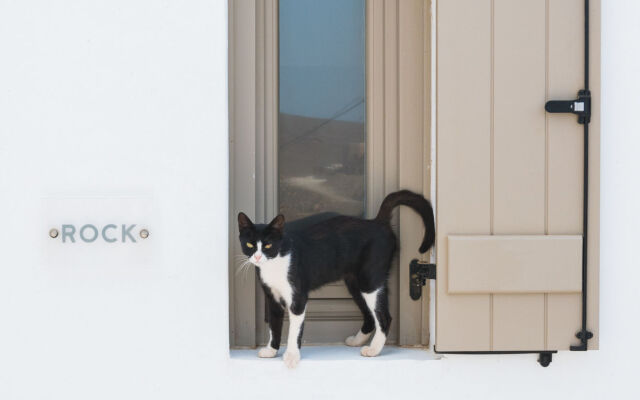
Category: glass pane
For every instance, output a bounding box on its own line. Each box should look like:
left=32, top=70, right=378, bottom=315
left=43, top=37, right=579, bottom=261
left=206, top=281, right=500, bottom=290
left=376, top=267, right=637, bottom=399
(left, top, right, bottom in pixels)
left=278, top=0, right=366, bottom=220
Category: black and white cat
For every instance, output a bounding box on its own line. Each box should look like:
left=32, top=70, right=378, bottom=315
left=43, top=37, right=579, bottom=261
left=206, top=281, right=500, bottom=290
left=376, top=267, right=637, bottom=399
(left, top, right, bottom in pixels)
left=237, top=190, right=435, bottom=368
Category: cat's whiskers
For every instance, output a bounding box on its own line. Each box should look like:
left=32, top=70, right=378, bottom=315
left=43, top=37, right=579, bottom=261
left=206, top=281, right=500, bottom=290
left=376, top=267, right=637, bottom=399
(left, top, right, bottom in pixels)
left=234, top=254, right=249, bottom=263
left=235, top=256, right=255, bottom=280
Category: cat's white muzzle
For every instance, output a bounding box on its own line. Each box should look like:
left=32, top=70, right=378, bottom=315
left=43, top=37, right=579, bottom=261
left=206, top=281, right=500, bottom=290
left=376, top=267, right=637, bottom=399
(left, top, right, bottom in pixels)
left=250, top=253, right=265, bottom=266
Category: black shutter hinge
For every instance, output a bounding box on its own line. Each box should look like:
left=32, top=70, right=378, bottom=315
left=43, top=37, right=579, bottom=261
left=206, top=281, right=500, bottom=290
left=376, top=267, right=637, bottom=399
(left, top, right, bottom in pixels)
left=409, top=259, right=436, bottom=301
left=545, top=89, right=591, bottom=124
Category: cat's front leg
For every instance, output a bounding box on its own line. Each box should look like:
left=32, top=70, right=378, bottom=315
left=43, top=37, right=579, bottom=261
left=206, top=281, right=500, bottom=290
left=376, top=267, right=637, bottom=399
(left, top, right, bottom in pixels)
left=283, top=298, right=306, bottom=369
left=258, top=288, right=284, bottom=358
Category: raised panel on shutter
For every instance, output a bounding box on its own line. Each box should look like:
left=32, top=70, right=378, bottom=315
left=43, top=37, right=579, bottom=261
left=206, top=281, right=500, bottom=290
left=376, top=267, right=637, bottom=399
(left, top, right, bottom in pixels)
left=447, top=235, right=582, bottom=294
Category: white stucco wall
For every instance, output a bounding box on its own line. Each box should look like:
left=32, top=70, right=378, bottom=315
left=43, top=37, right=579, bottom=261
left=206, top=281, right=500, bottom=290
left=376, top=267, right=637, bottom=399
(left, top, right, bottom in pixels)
left=0, top=1, right=638, bottom=399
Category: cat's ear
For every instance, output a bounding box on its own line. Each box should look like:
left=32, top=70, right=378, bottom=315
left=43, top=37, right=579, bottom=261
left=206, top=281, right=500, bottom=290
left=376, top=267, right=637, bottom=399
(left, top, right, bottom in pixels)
left=268, top=214, right=285, bottom=233
left=238, top=212, right=254, bottom=232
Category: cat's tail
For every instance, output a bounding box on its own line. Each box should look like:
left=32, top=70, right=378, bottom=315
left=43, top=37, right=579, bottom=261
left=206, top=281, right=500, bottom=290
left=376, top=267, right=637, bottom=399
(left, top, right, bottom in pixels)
left=375, top=190, right=435, bottom=254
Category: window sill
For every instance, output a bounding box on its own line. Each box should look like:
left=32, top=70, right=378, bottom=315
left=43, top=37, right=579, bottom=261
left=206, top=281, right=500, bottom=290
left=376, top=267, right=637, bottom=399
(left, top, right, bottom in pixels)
left=230, top=345, right=441, bottom=362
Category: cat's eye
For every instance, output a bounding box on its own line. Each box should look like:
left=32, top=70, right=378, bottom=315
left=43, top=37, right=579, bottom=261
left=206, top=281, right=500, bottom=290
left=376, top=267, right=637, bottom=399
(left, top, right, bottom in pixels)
left=264, top=244, right=272, bottom=249
left=246, top=242, right=254, bottom=248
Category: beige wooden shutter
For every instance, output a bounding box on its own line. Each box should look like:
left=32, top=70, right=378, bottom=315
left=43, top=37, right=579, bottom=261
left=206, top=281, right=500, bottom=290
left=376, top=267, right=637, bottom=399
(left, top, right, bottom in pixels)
left=435, top=0, right=599, bottom=353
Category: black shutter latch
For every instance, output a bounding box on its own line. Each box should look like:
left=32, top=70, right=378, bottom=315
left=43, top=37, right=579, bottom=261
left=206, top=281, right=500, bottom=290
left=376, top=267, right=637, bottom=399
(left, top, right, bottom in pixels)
left=545, top=89, right=591, bottom=124
left=409, top=259, right=436, bottom=301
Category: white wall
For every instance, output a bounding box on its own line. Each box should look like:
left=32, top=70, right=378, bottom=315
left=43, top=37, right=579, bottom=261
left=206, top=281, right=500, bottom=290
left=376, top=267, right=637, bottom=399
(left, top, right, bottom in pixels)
left=0, top=1, right=638, bottom=399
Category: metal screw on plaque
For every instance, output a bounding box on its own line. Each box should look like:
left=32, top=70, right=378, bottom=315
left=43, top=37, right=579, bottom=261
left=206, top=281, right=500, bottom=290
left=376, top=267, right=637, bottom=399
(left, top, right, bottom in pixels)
left=139, top=229, right=149, bottom=239
left=49, top=228, right=59, bottom=239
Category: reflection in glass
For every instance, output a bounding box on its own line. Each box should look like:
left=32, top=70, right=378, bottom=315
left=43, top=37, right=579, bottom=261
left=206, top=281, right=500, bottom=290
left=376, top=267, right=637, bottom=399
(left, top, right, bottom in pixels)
left=278, top=0, right=366, bottom=220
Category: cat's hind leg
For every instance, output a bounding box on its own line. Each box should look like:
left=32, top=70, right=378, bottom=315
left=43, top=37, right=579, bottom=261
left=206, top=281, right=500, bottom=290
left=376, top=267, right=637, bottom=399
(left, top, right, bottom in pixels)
left=344, top=277, right=374, bottom=347
left=360, top=285, right=391, bottom=357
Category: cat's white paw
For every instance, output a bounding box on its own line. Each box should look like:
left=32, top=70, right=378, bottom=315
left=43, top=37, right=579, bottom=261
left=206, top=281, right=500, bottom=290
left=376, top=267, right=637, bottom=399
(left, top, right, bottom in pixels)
left=258, top=346, right=278, bottom=358
left=360, top=345, right=381, bottom=357
left=283, top=350, right=301, bottom=368
left=345, top=336, right=361, bottom=347
left=345, top=330, right=371, bottom=347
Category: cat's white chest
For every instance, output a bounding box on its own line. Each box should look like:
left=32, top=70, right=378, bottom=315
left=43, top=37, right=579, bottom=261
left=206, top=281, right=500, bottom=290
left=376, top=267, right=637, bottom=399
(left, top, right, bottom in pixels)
left=258, top=253, right=293, bottom=307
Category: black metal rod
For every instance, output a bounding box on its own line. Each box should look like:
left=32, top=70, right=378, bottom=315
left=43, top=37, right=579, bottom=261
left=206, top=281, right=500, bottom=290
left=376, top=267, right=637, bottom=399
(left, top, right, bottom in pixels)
left=573, top=0, right=591, bottom=350
left=579, top=117, right=589, bottom=344
left=584, top=0, right=589, bottom=90
left=434, top=348, right=558, bottom=355
left=581, top=0, right=590, bottom=344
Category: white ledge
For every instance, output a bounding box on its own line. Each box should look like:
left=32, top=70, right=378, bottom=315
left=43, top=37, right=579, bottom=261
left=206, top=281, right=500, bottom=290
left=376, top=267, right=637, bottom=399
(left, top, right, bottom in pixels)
left=230, top=345, right=441, bottom=362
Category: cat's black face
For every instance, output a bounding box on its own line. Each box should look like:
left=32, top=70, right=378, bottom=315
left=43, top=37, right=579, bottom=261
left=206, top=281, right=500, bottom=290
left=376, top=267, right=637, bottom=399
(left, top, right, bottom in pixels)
left=238, top=213, right=285, bottom=267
